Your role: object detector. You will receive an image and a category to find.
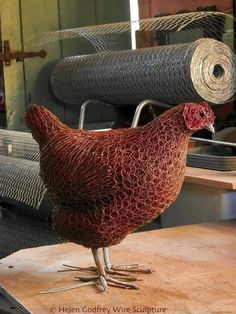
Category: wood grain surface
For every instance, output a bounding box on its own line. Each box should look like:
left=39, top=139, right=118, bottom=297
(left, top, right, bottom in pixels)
left=185, top=166, right=236, bottom=190
left=0, top=220, right=236, bottom=314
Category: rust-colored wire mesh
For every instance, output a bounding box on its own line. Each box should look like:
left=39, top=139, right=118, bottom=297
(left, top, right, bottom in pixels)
left=25, top=103, right=215, bottom=248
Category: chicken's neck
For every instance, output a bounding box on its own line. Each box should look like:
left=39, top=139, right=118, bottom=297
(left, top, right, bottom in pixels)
left=138, top=108, right=192, bottom=155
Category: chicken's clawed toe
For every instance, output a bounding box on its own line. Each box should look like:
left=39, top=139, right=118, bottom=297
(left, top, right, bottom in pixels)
left=59, top=264, right=97, bottom=273
left=106, top=263, right=153, bottom=274
left=107, top=277, right=139, bottom=290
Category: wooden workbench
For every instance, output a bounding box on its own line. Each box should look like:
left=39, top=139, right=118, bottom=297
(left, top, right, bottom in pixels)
left=185, top=166, right=236, bottom=190
left=1, top=220, right=236, bottom=314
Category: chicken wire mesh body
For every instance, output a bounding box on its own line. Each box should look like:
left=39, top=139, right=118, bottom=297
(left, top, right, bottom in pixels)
left=51, top=38, right=236, bottom=106
left=0, top=129, right=46, bottom=209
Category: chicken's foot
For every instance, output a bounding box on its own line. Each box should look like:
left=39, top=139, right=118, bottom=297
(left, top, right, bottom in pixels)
left=54, top=247, right=152, bottom=291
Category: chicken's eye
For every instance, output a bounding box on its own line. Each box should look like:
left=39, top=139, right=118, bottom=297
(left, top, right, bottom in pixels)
left=199, top=111, right=205, bottom=118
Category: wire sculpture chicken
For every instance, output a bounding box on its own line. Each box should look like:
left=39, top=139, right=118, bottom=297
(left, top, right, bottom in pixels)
left=25, top=102, right=215, bottom=291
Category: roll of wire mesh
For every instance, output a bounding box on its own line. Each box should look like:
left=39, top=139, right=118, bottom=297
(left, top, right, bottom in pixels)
left=51, top=38, right=236, bottom=105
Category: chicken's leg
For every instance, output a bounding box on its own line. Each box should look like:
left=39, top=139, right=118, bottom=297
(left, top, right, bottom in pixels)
left=91, top=248, right=108, bottom=291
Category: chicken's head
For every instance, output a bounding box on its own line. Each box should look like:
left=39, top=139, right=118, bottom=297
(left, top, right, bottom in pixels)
left=183, top=101, right=215, bottom=133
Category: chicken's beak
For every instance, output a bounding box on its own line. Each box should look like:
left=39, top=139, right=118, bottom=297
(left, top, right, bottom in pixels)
left=205, top=123, right=215, bottom=133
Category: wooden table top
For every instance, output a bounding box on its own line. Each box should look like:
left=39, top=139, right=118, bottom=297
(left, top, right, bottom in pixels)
left=185, top=166, right=236, bottom=190
left=0, top=220, right=236, bottom=314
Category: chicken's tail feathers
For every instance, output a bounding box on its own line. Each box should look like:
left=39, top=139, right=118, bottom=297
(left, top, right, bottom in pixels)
left=25, top=105, right=69, bottom=145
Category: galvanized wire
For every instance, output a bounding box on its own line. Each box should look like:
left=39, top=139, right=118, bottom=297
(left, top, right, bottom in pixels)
left=37, top=12, right=234, bottom=52
left=0, top=129, right=39, bottom=161
left=0, top=212, right=62, bottom=259
left=0, top=130, right=46, bottom=209
left=51, top=38, right=236, bottom=106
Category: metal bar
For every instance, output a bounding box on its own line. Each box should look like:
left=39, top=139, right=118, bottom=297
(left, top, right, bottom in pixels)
left=131, top=99, right=171, bottom=128
left=78, top=100, right=91, bottom=130
left=78, top=99, right=116, bottom=130
left=191, top=137, right=236, bottom=148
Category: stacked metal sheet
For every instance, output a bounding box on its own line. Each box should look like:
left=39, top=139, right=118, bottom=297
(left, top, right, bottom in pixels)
left=187, top=145, right=236, bottom=171
left=0, top=129, right=46, bottom=209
